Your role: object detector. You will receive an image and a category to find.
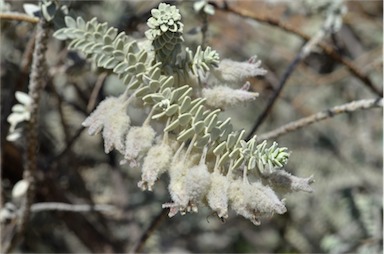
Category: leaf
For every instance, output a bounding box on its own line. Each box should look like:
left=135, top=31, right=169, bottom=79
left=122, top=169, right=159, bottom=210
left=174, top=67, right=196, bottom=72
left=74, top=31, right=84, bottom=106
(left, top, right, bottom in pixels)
left=76, top=17, right=86, bottom=29
left=53, top=29, right=69, bottom=40
left=23, top=3, right=40, bottom=17
left=65, top=16, right=77, bottom=29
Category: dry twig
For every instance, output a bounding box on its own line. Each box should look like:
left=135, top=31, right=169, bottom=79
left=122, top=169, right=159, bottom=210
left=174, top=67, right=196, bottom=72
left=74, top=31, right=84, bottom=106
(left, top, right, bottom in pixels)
left=87, top=72, right=108, bottom=113
left=247, top=52, right=301, bottom=140
left=131, top=209, right=168, bottom=253
left=258, top=98, right=383, bottom=141
left=0, top=12, right=39, bottom=24
left=30, top=202, right=116, bottom=213
left=221, top=4, right=382, bottom=96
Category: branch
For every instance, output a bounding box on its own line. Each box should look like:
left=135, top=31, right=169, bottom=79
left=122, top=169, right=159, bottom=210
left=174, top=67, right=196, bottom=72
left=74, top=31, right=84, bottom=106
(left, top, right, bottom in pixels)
left=0, top=12, right=39, bottom=24
left=30, top=202, right=116, bottom=213
left=49, top=126, right=85, bottom=164
left=247, top=10, right=335, bottom=139
left=131, top=209, right=168, bottom=253
left=246, top=50, right=301, bottom=140
left=3, top=18, right=49, bottom=254
left=87, top=72, right=108, bottom=113
left=221, top=4, right=383, bottom=97
left=258, top=98, right=383, bottom=141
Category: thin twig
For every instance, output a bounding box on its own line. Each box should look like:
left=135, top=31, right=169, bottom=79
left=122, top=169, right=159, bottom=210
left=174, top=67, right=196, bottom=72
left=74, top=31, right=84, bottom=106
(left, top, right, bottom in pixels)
left=4, top=18, right=49, bottom=254
left=87, top=72, right=108, bottom=113
left=50, top=126, right=85, bottom=163
left=52, top=85, right=71, bottom=144
left=131, top=209, right=168, bottom=253
left=20, top=31, right=36, bottom=74
left=30, top=202, right=116, bottom=213
left=246, top=52, right=301, bottom=140
left=221, top=5, right=382, bottom=96
left=0, top=12, right=39, bottom=24
left=258, top=98, right=383, bottom=141
left=247, top=20, right=330, bottom=139
left=200, top=12, right=209, bottom=49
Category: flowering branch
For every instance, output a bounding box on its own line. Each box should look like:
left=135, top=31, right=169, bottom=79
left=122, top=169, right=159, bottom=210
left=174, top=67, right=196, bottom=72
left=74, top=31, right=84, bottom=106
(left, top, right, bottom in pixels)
left=52, top=3, right=311, bottom=227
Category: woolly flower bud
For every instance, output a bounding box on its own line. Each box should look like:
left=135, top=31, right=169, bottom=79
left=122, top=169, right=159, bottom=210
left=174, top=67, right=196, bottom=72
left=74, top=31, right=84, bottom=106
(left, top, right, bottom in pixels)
left=207, top=172, right=230, bottom=219
left=138, top=143, right=173, bottom=191
left=229, top=180, right=286, bottom=225
left=124, top=125, right=156, bottom=161
left=164, top=159, right=211, bottom=216
left=266, top=170, right=314, bottom=194
left=211, top=57, right=267, bottom=85
left=82, top=96, right=130, bottom=154
left=164, top=160, right=190, bottom=217
left=184, top=164, right=211, bottom=212
left=202, top=86, right=259, bottom=109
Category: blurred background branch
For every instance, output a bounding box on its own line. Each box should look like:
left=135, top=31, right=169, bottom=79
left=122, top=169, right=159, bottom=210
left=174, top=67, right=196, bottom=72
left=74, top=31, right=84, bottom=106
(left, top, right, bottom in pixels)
left=259, top=98, right=383, bottom=140
left=0, top=12, right=39, bottom=23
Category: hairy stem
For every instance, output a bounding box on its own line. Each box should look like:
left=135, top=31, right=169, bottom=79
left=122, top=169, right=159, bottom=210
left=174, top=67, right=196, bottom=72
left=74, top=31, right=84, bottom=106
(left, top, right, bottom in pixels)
left=4, top=18, right=49, bottom=253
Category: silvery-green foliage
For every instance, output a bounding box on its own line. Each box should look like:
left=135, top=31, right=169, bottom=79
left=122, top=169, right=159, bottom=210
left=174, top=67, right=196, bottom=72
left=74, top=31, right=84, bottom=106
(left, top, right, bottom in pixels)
left=193, top=0, right=215, bottom=16
left=53, top=3, right=313, bottom=225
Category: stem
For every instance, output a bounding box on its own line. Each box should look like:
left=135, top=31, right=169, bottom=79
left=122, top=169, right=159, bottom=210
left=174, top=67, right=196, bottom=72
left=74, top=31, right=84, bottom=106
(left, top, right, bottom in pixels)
left=162, top=117, right=171, bottom=144
left=221, top=4, right=382, bottom=97
left=258, top=98, right=383, bottom=140
left=87, top=72, right=108, bottom=113
left=0, top=12, right=39, bottom=24
left=30, top=202, right=116, bottom=213
left=199, top=145, right=208, bottom=165
left=213, top=154, right=221, bottom=173
left=242, top=166, right=249, bottom=184
left=143, top=106, right=156, bottom=126
left=246, top=52, right=301, bottom=140
left=246, top=4, right=349, bottom=140
left=50, top=126, right=85, bottom=164
left=184, top=134, right=197, bottom=161
left=4, top=18, right=50, bottom=253
left=131, top=209, right=168, bottom=253
left=201, top=12, right=209, bottom=49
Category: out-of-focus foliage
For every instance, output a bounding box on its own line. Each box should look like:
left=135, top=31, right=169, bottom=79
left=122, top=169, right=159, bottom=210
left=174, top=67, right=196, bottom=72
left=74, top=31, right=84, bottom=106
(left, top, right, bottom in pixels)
left=1, top=0, right=382, bottom=253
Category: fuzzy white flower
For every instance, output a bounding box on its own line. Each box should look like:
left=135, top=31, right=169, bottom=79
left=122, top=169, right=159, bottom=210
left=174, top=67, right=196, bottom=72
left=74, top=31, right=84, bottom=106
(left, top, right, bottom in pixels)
left=202, top=85, right=258, bottom=109
left=184, top=163, right=211, bottom=213
left=7, top=92, right=33, bottom=141
left=210, top=56, right=267, bottom=85
left=164, top=160, right=190, bottom=217
left=124, top=125, right=156, bottom=161
left=206, top=172, right=230, bottom=219
left=82, top=96, right=130, bottom=154
left=229, top=180, right=286, bottom=225
left=138, top=143, right=173, bottom=191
